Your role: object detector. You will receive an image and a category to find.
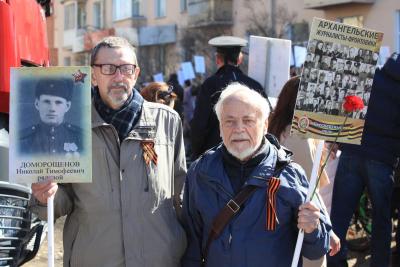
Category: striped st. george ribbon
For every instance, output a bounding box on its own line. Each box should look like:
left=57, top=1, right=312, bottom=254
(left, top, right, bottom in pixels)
left=266, top=177, right=280, bottom=231
left=141, top=140, right=158, bottom=166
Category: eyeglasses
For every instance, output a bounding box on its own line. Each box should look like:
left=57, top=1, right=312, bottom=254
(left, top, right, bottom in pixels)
left=157, top=86, right=174, bottom=101
left=92, top=64, right=137, bottom=75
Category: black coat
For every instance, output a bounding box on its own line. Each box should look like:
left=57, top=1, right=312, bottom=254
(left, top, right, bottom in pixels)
left=19, top=122, right=83, bottom=155
left=190, top=64, right=265, bottom=159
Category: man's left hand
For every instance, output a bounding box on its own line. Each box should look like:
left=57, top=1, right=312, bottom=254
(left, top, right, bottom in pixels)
left=297, top=202, right=320, bottom=233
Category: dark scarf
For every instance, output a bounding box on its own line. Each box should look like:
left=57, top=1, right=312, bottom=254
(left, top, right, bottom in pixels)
left=222, top=138, right=269, bottom=194
left=93, top=86, right=144, bottom=141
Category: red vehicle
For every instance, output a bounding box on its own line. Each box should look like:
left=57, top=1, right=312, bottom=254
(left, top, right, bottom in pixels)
left=0, top=0, right=51, bottom=265
left=0, top=0, right=51, bottom=114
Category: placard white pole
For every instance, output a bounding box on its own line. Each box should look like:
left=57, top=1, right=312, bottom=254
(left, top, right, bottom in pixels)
left=48, top=195, right=54, bottom=267
left=291, top=140, right=325, bottom=267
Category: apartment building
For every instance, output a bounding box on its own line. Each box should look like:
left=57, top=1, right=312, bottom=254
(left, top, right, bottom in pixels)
left=51, top=0, right=399, bottom=81
left=54, top=0, right=188, bottom=80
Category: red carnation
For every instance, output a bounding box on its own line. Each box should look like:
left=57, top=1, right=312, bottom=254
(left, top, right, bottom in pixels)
left=342, top=95, right=364, bottom=113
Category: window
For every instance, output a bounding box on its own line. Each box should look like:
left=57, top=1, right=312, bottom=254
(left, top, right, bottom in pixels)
left=180, top=0, right=187, bottom=12
left=64, top=3, right=76, bottom=30
left=113, top=0, right=141, bottom=21
left=133, top=0, right=140, bottom=16
left=77, top=2, right=86, bottom=29
left=75, top=53, right=88, bottom=66
left=93, top=1, right=103, bottom=29
left=63, top=57, right=71, bottom=66
left=337, top=16, right=364, bottom=28
left=397, top=11, right=400, bottom=52
left=155, top=0, right=166, bottom=18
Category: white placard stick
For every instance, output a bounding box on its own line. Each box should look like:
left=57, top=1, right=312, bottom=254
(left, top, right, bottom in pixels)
left=48, top=195, right=54, bottom=267
left=291, top=140, right=325, bottom=267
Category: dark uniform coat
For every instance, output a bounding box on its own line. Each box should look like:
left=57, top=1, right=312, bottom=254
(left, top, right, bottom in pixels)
left=190, top=64, right=265, bottom=159
left=19, top=122, right=83, bottom=155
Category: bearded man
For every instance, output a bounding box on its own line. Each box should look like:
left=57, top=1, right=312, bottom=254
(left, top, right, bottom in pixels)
left=181, top=83, right=331, bottom=267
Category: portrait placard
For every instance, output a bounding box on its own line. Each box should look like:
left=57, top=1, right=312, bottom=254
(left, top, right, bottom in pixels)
left=291, top=18, right=383, bottom=144
left=10, top=67, right=92, bottom=183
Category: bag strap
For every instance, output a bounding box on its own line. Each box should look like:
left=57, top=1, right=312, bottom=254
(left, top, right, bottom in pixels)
left=201, top=159, right=290, bottom=266
left=201, top=184, right=258, bottom=265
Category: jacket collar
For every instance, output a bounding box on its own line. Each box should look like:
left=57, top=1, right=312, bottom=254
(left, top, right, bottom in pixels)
left=92, top=101, right=157, bottom=140
left=199, top=140, right=278, bottom=194
left=216, top=64, right=242, bottom=75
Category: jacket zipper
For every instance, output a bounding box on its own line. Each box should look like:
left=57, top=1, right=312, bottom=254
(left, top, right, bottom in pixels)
left=144, top=165, right=150, bottom=192
left=109, top=126, right=120, bottom=195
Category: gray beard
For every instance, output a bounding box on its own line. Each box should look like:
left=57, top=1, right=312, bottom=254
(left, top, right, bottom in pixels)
left=226, top=141, right=261, bottom=161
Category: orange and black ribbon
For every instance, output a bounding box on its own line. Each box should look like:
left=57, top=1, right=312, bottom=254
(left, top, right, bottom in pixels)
left=266, top=177, right=280, bottom=231
left=141, top=141, right=158, bottom=166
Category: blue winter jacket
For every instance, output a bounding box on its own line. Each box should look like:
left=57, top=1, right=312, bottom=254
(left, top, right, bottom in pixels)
left=181, top=141, right=331, bottom=267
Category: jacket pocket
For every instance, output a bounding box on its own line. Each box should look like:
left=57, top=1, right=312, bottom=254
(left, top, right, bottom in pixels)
left=81, top=147, right=117, bottom=210
left=66, top=216, right=82, bottom=267
left=142, top=198, right=187, bottom=265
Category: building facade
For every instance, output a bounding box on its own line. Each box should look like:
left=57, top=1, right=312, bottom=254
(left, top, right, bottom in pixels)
left=51, top=0, right=399, bottom=82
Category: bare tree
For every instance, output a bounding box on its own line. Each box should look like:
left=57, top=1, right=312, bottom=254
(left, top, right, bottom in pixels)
left=179, top=25, right=231, bottom=74
left=243, top=0, right=298, bottom=38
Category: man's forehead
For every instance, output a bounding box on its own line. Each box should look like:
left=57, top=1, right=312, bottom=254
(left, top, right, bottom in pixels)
left=222, top=112, right=258, bottom=119
left=39, top=94, right=68, bottom=102
left=96, top=46, right=136, bottom=64
left=221, top=98, right=259, bottom=116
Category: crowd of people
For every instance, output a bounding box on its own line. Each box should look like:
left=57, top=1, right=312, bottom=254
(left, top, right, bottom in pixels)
left=27, top=34, right=400, bottom=267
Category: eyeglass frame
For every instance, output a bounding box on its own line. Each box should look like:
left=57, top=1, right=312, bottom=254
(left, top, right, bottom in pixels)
left=92, top=64, right=137, bottom=75
left=156, top=85, right=174, bottom=100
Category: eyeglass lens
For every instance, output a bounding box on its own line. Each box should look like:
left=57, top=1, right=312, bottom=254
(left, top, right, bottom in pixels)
left=100, top=64, right=135, bottom=75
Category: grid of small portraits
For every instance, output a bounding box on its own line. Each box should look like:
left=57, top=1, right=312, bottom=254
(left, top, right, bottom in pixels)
left=296, top=39, right=378, bottom=119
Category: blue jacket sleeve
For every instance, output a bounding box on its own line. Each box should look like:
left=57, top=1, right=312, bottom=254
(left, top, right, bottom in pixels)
left=181, top=161, right=203, bottom=267
left=284, top=163, right=331, bottom=260
left=302, top=215, right=331, bottom=260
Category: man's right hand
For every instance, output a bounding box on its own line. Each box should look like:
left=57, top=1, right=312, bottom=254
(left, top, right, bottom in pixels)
left=31, top=180, right=58, bottom=205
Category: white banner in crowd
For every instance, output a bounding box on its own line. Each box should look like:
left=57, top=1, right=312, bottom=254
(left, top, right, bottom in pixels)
left=379, top=46, right=391, bottom=66
left=294, top=46, right=307, bottom=68
left=177, top=69, right=185, bottom=86
left=248, top=35, right=291, bottom=98
left=153, top=73, right=164, bottom=82
left=181, top=62, right=196, bottom=80
left=194, top=55, right=206, bottom=74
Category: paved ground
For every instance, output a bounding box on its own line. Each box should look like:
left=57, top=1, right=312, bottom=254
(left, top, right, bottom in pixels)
left=23, top=216, right=397, bottom=267
left=24, top=217, right=64, bottom=267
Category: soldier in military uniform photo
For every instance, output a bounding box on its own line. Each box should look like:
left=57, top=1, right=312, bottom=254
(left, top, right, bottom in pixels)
left=19, top=78, right=82, bottom=156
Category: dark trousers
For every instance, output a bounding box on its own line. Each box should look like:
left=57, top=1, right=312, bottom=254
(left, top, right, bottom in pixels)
left=327, top=151, right=394, bottom=267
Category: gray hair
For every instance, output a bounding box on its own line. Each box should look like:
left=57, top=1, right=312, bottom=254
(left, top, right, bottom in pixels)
left=90, top=36, right=137, bottom=66
left=214, top=82, right=270, bottom=122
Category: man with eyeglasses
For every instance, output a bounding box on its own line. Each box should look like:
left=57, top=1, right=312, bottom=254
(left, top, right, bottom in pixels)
left=30, top=36, right=187, bottom=267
